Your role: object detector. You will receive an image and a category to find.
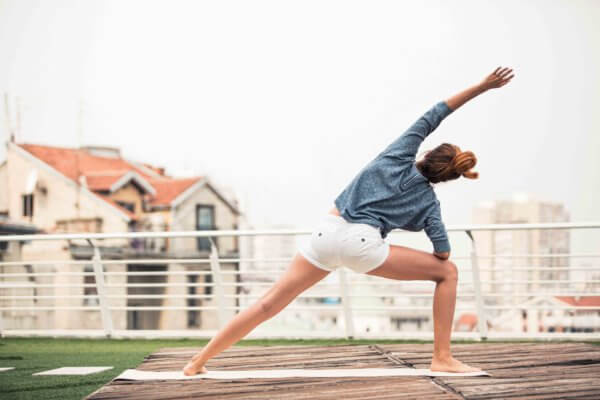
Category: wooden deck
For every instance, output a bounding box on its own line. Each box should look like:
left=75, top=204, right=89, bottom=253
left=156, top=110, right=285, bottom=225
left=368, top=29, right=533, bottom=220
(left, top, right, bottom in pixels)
left=85, top=342, right=600, bottom=399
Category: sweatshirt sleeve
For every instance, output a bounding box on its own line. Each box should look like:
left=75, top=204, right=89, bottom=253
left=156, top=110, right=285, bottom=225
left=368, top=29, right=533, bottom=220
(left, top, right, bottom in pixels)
left=378, top=101, right=454, bottom=161
left=424, top=201, right=451, bottom=253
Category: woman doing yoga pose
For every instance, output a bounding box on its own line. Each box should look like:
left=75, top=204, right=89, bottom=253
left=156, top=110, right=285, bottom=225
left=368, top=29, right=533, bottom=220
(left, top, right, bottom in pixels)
left=183, top=66, right=514, bottom=376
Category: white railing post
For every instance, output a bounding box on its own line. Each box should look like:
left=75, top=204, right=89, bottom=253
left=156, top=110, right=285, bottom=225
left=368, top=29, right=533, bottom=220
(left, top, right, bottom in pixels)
left=0, top=305, right=4, bottom=338
left=338, top=268, right=355, bottom=339
left=89, top=240, right=114, bottom=338
left=0, top=261, right=4, bottom=337
left=208, top=237, right=226, bottom=329
left=465, top=230, right=488, bottom=340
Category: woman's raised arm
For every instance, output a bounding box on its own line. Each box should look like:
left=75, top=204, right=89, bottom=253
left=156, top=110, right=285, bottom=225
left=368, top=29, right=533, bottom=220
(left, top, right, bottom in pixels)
left=445, top=67, right=514, bottom=111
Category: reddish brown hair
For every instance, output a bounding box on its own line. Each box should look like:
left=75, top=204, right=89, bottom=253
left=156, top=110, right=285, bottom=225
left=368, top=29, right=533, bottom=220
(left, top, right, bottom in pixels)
left=416, top=143, right=479, bottom=183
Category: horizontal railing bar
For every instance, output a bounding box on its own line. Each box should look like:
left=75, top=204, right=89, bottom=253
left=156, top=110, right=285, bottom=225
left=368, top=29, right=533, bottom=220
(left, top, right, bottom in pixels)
left=0, top=256, right=474, bottom=267
left=1, top=292, right=598, bottom=300
left=350, top=280, right=600, bottom=284
left=1, top=255, right=598, bottom=268
left=1, top=329, right=597, bottom=340
left=474, top=253, right=600, bottom=259
left=476, top=267, right=600, bottom=271
left=2, top=280, right=599, bottom=289
left=1, top=221, right=598, bottom=242
left=0, top=230, right=311, bottom=241
left=0, top=283, right=344, bottom=288
left=449, top=222, right=600, bottom=231
left=0, top=258, right=301, bottom=267
left=2, top=266, right=599, bottom=278
left=0, top=271, right=235, bottom=277
left=2, top=305, right=599, bottom=311
left=0, top=306, right=343, bottom=311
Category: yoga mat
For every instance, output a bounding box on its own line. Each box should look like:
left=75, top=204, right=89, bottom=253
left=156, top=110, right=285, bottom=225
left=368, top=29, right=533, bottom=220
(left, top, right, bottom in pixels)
left=33, top=366, right=114, bottom=375
left=113, top=367, right=490, bottom=381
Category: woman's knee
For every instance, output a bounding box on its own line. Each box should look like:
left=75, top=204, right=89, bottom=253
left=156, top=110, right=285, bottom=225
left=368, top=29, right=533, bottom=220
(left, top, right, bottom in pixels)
left=440, top=260, right=458, bottom=282
left=257, top=296, right=282, bottom=320
left=259, top=299, right=276, bottom=317
left=258, top=288, right=291, bottom=318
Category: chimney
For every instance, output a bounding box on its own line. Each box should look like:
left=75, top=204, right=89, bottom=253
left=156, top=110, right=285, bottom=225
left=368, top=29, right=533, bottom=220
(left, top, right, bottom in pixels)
left=80, top=145, right=122, bottom=159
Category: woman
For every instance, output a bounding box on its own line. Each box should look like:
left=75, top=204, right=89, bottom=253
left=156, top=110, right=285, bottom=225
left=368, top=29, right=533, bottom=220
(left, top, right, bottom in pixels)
left=183, top=67, right=514, bottom=376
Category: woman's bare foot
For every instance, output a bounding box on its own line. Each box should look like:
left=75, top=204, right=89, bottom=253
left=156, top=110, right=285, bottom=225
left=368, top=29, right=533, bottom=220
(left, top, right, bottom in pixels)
left=430, top=355, right=482, bottom=373
left=182, top=359, right=208, bottom=376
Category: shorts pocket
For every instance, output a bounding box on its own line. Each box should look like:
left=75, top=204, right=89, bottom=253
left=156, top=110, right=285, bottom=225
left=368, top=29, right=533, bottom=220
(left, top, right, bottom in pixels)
left=308, top=224, right=339, bottom=265
left=339, top=225, right=384, bottom=269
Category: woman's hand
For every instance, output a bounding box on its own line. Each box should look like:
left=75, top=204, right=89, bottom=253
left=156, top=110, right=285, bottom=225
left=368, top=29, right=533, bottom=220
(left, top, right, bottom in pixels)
left=479, top=66, right=514, bottom=91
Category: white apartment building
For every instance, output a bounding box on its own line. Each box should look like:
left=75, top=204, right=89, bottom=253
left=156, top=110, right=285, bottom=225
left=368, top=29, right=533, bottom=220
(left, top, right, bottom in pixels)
left=472, top=192, right=572, bottom=333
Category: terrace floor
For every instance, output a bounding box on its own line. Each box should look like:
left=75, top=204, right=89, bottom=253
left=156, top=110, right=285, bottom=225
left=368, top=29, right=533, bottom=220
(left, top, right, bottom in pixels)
left=85, top=342, right=600, bottom=400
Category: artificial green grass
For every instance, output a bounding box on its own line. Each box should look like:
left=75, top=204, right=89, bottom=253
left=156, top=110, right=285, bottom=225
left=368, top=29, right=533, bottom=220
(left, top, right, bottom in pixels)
left=1, top=337, right=598, bottom=400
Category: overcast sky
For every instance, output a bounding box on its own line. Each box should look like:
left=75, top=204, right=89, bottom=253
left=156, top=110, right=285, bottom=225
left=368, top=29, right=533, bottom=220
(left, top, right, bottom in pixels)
left=1, top=0, right=599, bottom=235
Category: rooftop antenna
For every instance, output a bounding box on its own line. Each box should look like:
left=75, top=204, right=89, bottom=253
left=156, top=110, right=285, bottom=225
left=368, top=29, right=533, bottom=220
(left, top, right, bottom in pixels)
left=3, top=93, right=13, bottom=210
left=4, top=93, right=14, bottom=143
left=75, top=98, right=84, bottom=216
left=16, top=96, right=21, bottom=143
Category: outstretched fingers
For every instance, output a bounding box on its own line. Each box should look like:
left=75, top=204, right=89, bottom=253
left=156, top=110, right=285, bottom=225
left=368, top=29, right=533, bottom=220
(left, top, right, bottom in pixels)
left=498, top=75, right=514, bottom=87
left=485, top=66, right=515, bottom=89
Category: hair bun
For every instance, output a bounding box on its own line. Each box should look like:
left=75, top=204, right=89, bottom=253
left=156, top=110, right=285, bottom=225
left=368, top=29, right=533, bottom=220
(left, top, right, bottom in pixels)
left=453, top=150, right=479, bottom=180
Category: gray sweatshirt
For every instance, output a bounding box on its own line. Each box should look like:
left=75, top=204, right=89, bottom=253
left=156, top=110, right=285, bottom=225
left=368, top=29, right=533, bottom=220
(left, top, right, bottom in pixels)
left=334, top=101, right=454, bottom=253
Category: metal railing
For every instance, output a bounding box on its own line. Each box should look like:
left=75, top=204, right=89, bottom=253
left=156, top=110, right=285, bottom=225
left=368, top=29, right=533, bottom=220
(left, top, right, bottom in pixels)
left=0, top=222, right=599, bottom=340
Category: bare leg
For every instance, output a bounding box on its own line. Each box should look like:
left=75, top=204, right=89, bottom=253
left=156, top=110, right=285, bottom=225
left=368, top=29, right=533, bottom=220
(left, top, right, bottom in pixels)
left=366, top=244, right=481, bottom=372
left=183, top=252, right=330, bottom=375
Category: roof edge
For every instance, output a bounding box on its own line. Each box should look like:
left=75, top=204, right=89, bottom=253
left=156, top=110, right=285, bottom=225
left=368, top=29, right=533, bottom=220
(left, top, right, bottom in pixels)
left=170, top=176, right=240, bottom=215
left=110, top=170, right=157, bottom=196
left=9, top=142, right=132, bottom=223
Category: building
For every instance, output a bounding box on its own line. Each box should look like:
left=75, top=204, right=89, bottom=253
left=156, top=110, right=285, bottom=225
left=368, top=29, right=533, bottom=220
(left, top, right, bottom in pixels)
left=471, top=192, right=570, bottom=333
left=549, top=296, right=600, bottom=333
left=0, top=140, right=242, bottom=332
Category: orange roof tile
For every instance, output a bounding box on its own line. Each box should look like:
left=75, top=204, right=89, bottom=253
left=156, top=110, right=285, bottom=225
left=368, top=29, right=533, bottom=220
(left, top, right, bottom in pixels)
left=18, top=143, right=205, bottom=212
left=20, top=143, right=154, bottom=181
left=148, top=177, right=202, bottom=205
left=84, top=172, right=128, bottom=191
left=457, top=313, right=478, bottom=325
left=555, top=296, right=600, bottom=307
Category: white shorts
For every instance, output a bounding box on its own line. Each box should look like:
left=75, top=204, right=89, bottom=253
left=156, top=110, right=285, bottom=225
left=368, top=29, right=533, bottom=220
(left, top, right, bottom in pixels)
left=298, top=214, right=390, bottom=274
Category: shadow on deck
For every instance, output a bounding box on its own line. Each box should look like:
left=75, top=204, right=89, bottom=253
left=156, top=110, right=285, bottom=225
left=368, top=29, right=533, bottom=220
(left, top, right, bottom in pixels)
left=86, top=342, right=600, bottom=399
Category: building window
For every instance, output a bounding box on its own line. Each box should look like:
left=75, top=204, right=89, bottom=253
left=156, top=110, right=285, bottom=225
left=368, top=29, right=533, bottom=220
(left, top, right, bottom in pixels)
left=116, top=200, right=135, bottom=213
left=187, top=274, right=200, bottom=328
left=22, top=194, right=34, bottom=217
left=128, top=310, right=140, bottom=330
left=24, top=264, right=37, bottom=304
left=204, top=273, right=213, bottom=296
left=196, top=204, right=216, bottom=251
left=83, top=265, right=99, bottom=307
